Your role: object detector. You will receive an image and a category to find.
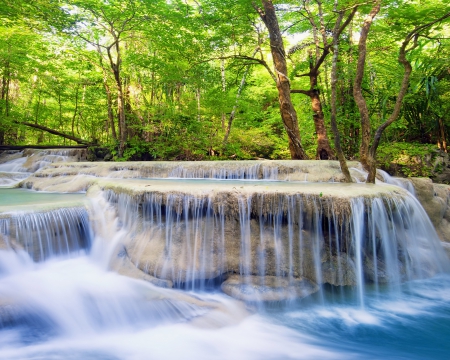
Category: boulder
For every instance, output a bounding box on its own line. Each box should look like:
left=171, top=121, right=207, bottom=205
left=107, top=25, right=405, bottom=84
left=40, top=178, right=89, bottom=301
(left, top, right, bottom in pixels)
left=221, top=275, right=319, bottom=302
left=410, top=178, right=446, bottom=227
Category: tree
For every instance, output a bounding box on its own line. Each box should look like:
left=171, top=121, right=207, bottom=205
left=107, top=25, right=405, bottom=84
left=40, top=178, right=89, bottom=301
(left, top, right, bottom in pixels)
left=62, top=0, right=149, bottom=157
left=254, top=0, right=308, bottom=159
left=365, top=8, right=450, bottom=183
left=353, top=0, right=382, bottom=171
left=329, top=5, right=354, bottom=182
left=288, top=0, right=356, bottom=160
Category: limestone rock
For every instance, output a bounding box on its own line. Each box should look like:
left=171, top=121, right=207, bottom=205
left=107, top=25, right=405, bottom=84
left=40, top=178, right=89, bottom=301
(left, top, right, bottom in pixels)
left=442, top=242, right=450, bottom=259
left=410, top=178, right=446, bottom=227
left=111, top=248, right=173, bottom=288
left=221, top=275, right=319, bottom=302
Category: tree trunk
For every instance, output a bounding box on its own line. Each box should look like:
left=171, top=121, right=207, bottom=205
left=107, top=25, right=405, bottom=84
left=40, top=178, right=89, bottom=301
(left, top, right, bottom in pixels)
left=104, top=81, right=117, bottom=141
left=196, top=88, right=201, bottom=121
left=223, top=67, right=249, bottom=146
left=310, top=73, right=334, bottom=159
left=439, top=118, right=447, bottom=153
left=223, top=48, right=258, bottom=147
left=257, top=0, right=308, bottom=159
left=330, top=11, right=352, bottom=182
left=107, top=43, right=126, bottom=158
left=97, top=44, right=117, bottom=142
left=71, top=84, right=79, bottom=137
left=221, top=59, right=226, bottom=131
left=0, top=62, right=11, bottom=145
left=112, top=65, right=126, bottom=157
left=290, top=4, right=357, bottom=160
left=353, top=1, right=381, bottom=171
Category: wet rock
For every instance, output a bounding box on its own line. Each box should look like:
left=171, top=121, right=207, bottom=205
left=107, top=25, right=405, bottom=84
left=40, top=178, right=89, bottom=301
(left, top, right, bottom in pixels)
left=321, top=254, right=357, bottom=286
left=221, top=275, right=319, bottom=302
left=111, top=248, right=173, bottom=288
left=411, top=178, right=446, bottom=227
left=409, top=178, right=450, bottom=242
left=442, top=242, right=450, bottom=259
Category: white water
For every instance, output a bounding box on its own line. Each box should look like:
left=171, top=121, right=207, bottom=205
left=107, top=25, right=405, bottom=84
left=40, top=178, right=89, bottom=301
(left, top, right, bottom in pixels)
left=103, top=185, right=448, bottom=302
left=0, top=150, right=83, bottom=187
left=0, top=157, right=28, bottom=173
left=1, top=243, right=450, bottom=359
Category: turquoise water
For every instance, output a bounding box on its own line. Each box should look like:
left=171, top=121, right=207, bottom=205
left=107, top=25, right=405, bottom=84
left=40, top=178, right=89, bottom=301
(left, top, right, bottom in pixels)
left=268, top=276, right=450, bottom=359
left=0, top=188, right=86, bottom=207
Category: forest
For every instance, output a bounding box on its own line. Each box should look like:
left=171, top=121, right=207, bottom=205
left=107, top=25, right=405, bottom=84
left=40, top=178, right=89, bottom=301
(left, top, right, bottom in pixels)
left=0, top=0, right=449, bottom=181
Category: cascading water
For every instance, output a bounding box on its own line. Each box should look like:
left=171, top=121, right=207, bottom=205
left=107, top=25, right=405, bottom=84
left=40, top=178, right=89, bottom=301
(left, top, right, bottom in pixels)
left=0, top=207, right=91, bottom=261
left=0, top=150, right=450, bottom=359
left=0, top=155, right=30, bottom=187
left=102, top=182, right=448, bottom=306
left=0, top=149, right=87, bottom=188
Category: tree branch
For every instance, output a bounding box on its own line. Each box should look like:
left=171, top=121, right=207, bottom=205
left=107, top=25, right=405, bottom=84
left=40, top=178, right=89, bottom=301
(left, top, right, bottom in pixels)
left=291, top=89, right=311, bottom=95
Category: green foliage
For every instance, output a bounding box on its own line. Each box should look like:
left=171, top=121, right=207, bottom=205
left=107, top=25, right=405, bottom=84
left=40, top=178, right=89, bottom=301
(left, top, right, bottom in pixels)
left=377, top=142, right=436, bottom=177
left=0, top=0, right=449, bottom=172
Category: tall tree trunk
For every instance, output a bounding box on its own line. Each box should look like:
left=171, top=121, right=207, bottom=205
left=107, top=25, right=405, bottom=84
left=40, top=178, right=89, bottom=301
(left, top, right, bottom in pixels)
left=330, top=10, right=352, bottom=182
left=221, top=59, right=226, bottom=131
left=223, top=66, right=250, bottom=146
left=104, top=81, right=117, bottom=141
left=310, top=72, right=334, bottom=159
left=223, top=48, right=258, bottom=147
left=0, top=62, right=11, bottom=145
left=439, top=118, right=447, bottom=153
left=290, top=3, right=357, bottom=160
left=353, top=1, right=381, bottom=171
left=124, top=79, right=136, bottom=140
left=71, top=84, right=79, bottom=138
left=107, top=42, right=126, bottom=158
left=196, top=88, right=201, bottom=121
left=97, top=44, right=117, bottom=142
left=256, top=0, right=308, bottom=159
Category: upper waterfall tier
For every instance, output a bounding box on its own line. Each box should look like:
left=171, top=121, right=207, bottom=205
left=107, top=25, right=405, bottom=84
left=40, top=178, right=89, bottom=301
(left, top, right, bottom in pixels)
left=0, top=149, right=88, bottom=187
left=88, top=178, right=405, bottom=219
left=21, top=159, right=366, bottom=189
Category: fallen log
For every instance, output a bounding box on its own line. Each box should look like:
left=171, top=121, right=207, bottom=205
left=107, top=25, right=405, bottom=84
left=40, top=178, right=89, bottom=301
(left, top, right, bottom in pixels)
left=19, top=122, right=95, bottom=146
left=0, top=145, right=88, bottom=150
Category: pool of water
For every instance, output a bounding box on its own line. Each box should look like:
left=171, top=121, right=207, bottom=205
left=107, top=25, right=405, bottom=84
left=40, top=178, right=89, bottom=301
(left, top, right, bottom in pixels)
left=0, top=188, right=86, bottom=208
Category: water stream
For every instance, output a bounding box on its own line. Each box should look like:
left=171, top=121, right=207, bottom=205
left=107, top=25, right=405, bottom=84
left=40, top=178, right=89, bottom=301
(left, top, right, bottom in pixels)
left=0, top=150, right=449, bottom=359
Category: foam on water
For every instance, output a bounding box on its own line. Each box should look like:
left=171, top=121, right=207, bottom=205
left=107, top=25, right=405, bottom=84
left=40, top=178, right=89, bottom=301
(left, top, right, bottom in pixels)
left=0, top=157, right=28, bottom=173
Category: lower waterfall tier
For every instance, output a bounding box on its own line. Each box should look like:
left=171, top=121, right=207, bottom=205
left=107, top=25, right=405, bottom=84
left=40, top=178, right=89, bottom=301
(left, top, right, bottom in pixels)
left=1, top=178, right=449, bottom=303
left=0, top=189, right=90, bottom=261
left=85, top=179, right=449, bottom=303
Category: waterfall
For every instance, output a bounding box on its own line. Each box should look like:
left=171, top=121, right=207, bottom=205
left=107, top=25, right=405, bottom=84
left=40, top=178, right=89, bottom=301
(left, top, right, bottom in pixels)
left=98, top=186, right=449, bottom=303
left=1, top=153, right=450, bottom=359
left=0, top=207, right=91, bottom=261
